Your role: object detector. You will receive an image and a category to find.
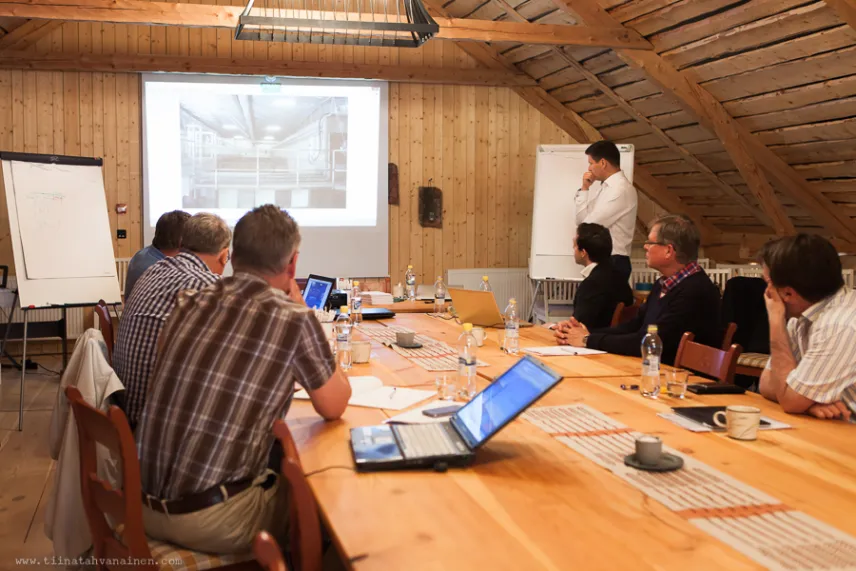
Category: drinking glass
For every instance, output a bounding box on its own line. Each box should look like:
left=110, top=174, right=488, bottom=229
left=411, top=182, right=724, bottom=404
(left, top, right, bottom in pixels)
left=435, top=373, right=458, bottom=401
left=666, top=368, right=689, bottom=398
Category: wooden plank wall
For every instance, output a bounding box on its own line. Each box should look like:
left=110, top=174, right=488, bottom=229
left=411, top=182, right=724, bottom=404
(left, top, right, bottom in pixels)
left=0, top=21, right=577, bottom=281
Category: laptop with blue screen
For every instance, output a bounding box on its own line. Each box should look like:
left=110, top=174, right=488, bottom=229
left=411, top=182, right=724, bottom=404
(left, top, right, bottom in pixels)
left=349, top=356, right=563, bottom=471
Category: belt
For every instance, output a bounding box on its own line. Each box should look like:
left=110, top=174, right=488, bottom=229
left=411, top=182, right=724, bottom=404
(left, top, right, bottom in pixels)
left=143, top=473, right=277, bottom=515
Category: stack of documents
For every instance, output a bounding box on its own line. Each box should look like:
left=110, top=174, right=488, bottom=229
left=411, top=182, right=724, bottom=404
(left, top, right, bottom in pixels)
left=294, top=376, right=434, bottom=411
left=360, top=291, right=394, bottom=305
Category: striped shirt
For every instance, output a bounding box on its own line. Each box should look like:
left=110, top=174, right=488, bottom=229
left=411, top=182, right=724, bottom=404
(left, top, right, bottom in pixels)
left=113, top=252, right=219, bottom=426
left=783, top=287, right=856, bottom=414
left=136, top=272, right=335, bottom=500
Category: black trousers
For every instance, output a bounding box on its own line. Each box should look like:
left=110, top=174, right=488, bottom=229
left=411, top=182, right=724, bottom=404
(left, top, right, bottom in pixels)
left=611, top=254, right=632, bottom=283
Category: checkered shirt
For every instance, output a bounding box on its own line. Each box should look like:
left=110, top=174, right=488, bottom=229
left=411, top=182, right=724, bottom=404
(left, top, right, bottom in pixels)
left=135, top=272, right=335, bottom=500
left=113, top=252, right=219, bottom=426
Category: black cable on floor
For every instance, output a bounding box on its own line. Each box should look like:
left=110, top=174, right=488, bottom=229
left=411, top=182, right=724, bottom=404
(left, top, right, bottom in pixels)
left=304, top=465, right=355, bottom=478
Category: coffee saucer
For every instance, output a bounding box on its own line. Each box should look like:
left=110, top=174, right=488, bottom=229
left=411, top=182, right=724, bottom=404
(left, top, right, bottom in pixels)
left=624, top=452, right=684, bottom=472
left=396, top=342, right=423, bottom=349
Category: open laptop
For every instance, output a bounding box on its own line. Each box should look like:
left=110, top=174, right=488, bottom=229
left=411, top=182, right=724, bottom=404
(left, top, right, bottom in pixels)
left=349, top=356, right=563, bottom=471
left=448, top=288, right=531, bottom=328
left=302, top=274, right=336, bottom=310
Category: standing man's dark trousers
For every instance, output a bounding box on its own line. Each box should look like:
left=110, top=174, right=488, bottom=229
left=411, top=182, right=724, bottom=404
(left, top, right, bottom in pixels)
left=611, top=255, right=632, bottom=283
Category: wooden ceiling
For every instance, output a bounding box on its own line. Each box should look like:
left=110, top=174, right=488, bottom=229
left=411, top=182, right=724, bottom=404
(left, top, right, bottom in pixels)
left=0, top=0, right=855, bottom=255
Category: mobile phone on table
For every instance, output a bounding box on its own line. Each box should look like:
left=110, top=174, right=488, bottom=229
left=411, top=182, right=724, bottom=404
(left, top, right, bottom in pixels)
left=422, top=405, right=461, bottom=418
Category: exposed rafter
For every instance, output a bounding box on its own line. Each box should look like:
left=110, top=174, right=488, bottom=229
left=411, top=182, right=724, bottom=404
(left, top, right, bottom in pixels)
left=824, top=0, right=856, bottom=30
left=443, top=37, right=720, bottom=242
left=0, top=0, right=654, bottom=49
left=484, top=0, right=773, bottom=232
left=0, top=18, right=62, bottom=50
left=549, top=0, right=856, bottom=242
left=0, top=50, right=537, bottom=86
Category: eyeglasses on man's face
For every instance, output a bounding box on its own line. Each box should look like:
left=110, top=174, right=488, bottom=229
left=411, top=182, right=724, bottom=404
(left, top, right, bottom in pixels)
left=643, top=240, right=671, bottom=248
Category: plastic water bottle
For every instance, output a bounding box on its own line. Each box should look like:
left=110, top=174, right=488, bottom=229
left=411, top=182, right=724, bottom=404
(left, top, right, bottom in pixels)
left=350, top=280, right=362, bottom=327
left=641, top=324, right=662, bottom=398
left=478, top=275, right=492, bottom=292
left=405, top=265, right=417, bottom=301
left=434, top=276, right=447, bottom=313
left=335, top=306, right=352, bottom=371
left=458, top=323, right=478, bottom=400
left=504, top=298, right=520, bottom=355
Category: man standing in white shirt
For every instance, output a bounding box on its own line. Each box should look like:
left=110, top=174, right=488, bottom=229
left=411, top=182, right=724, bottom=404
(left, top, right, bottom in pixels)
left=575, top=141, right=638, bottom=281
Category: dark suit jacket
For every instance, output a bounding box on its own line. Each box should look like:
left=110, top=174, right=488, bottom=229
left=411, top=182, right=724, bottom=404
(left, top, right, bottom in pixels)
left=585, top=270, right=722, bottom=366
left=573, top=263, right=634, bottom=330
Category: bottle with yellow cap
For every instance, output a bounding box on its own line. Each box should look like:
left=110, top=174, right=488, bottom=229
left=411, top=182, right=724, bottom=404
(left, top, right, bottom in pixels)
left=478, top=275, right=492, bottom=293
left=335, top=306, right=352, bottom=371
left=457, top=323, right=478, bottom=399
left=433, top=275, right=447, bottom=313
left=504, top=298, right=520, bottom=355
left=405, top=265, right=417, bottom=301
left=350, top=280, right=362, bottom=326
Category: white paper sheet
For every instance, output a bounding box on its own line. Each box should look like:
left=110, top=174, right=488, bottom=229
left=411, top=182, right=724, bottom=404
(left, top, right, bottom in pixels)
left=294, top=376, right=435, bottom=411
left=524, top=346, right=606, bottom=357
left=384, top=401, right=464, bottom=424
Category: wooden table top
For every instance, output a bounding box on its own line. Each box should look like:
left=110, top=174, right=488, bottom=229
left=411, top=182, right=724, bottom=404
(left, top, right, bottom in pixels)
left=287, top=315, right=856, bottom=571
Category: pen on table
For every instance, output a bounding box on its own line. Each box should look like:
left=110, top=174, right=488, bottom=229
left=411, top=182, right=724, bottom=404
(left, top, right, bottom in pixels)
left=620, top=384, right=639, bottom=391
left=389, top=387, right=397, bottom=399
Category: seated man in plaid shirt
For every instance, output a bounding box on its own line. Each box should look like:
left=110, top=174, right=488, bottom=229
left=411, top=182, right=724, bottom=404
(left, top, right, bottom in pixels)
left=114, top=213, right=232, bottom=428
left=135, top=205, right=352, bottom=554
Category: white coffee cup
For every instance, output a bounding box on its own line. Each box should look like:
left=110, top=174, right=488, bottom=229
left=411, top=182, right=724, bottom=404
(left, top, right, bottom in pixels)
left=634, top=435, right=662, bottom=466
left=471, top=326, right=486, bottom=347
left=396, top=331, right=416, bottom=347
left=713, top=405, right=762, bottom=440
left=351, top=341, right=371, bottom=364
left=392, top=283, right=405, bottom=298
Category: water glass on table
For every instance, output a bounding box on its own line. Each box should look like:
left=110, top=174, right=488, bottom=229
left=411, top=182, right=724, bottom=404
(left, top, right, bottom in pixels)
left=666, top=368, right=689, bottom=398
left=435, top=373, right=458, bottom=401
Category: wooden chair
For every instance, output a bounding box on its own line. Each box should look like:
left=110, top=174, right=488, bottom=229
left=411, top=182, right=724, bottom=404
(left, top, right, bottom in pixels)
left=272, top=419, right=323, bottom=571
left=610, top=300, right=641, bottom=327
left=674, top=332, right=742, bottom=384
left=65, top=386, right=255, bottom=571
left=721, top=322, right=737, bottom=351
left=94, top=300, right=114, bottom=365
left=253, top=532, right=287, bottom=571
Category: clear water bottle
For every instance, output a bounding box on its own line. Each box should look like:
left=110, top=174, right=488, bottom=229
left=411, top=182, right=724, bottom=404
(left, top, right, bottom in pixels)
left=504, top=298, right=520, bottom=355
left=350, top=280, right=362, bottom=327
left=641, top=324, right=662, bottom=398
left=434, top=276, right=447, bottom=313
left=335, top=306, right=352, bottom=371
left=458, top=323, right=478, bottom=400
left=478, top=275, right=492, bottom=292
left=405, top=265, right=417, bottom=301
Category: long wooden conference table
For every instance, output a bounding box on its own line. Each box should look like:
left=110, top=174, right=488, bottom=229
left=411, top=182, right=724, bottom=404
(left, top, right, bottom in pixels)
left=286, top=313, right=856, bottom=570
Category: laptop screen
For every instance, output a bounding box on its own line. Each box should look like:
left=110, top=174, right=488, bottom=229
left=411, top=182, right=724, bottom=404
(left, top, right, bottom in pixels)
left=451, top=356, right=562, bottom=449
left=303, top=276, right=335, bottom=310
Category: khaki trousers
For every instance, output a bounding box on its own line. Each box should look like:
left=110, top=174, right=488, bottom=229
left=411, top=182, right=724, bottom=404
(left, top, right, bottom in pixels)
left=142, top=470, right=289, bottom=554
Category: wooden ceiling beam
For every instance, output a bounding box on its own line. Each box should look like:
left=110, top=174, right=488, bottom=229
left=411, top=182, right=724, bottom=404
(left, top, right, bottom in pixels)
left=550, top=0, right=856, bottom=241
left=486, top=0, right=772, bottom=231
left=0, top=18, right=62, bottom=50
left=0, top=0, right=653, bottom=49
left=824, top=0, right=856, bottom=30
left=0, top=50, right=537, bottom=86
left=443, top=34, right=720, bottom=243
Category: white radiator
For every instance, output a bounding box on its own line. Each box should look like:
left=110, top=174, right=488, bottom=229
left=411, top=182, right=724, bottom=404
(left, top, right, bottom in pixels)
left=446, top=268, right=532, bottom=314
left=0, top=257, right=131, bottom=340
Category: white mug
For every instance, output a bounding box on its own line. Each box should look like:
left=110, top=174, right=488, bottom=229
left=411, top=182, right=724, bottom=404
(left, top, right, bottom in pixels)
left=713, top=405, right=762, bottom=441
left=351, top=341, right=371, bottom=364
left=634, top=435, right=663, bottom=466
left=471, top=327, right=486, bottom=347
left=392, top=283, right=405, bottom=298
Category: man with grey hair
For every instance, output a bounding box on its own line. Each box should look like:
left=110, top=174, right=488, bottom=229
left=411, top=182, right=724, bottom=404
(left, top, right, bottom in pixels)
left=135, top=205, right=351, bottom=554
left=114, top=212, right=232, bottom=427
left=557, top=213, right=721, bottom=365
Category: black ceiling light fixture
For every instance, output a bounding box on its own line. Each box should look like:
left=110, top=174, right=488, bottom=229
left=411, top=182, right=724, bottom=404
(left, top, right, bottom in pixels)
left=235, top=0, right=439, bottom=48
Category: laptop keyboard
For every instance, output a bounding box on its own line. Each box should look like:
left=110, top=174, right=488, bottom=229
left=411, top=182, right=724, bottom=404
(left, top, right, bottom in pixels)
left=394, top=423, right=468, bottom=459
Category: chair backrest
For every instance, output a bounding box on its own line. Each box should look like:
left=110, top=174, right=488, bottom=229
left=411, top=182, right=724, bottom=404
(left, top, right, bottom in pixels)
left=254, top=531, right=287, bottom=571
left=721, top=322, right=737, bottom=351
left=95, top=300, right=114, bottom=365
left=674, top=332, right=742, bottom=384
left=610, top=301, right=641, bottom=327
left=65, top=386, right=157, bottom=571
left=273, top=419, right=322, bottom=571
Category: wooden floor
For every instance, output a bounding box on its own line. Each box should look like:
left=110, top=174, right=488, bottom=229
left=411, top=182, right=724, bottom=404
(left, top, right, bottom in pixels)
left=0, top=357, right=62, bottom=570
